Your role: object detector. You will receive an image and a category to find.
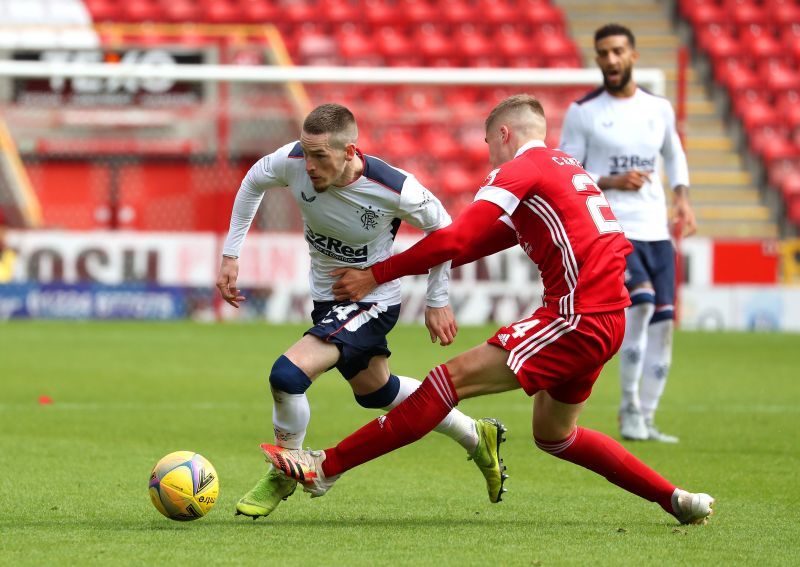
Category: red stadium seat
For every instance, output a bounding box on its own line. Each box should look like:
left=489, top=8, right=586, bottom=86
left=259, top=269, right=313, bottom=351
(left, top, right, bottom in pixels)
left=374, top=26, right=414, bottom=59
left=360, top=88, right=402, bottom=122
left=493, top=25, right=534, bottom=61
left=521, top=3, right=565, bottom=32
left=700, top=26, right=741, bottom=62
left=453, top=24, right=494, bottom=61
left=760, top=135, right=799, bottom=165
left=120, top=0, right=162, bottom=23
left=748, top=33, right=785, bottom=65
left=478, top=0, right=518, bottom=26
left=730, top=3, right=770, bottom=28
left=398, top=0, right=438, bottom=25
left=378, top=127, right=419, bottom=159
left=680, top=0, right=720, bottom=20
left=714, top=56, right=756, bottom=90
left=768, top=155, right=800, bottom=188
left=202, top=1, right=241, bottom=24
left=536, top=32, right=581, bottom=66
left=771, top=2, right=800, bottom=31
left=437, top=0, right=482, bottom=26
left=739, top=100, right=780, bottom=131
left=237, top=0, right=279, bottom=24
left=161, top=0, right=201, bottom=23
left=781, top=175, right=800, bottom=204
left=420, top=125, right=462, bottom=161
left=337, top=30, right=383, bottom=66
left=282, top=1, right=319, bottom=27
left=767, top=67, right=800, bottom=99
left=413, top=24, right=455, bottom=61
left=363, top=0, right=397, bottom=28
left=685, top=2, right=727, bottom=27
left=322, top=0, right=360, bottom=25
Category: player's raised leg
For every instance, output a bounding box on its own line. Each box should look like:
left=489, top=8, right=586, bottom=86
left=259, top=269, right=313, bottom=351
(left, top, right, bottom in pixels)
left=264, top=343, right=518, bottom=501
left=236, top=336, right=338, bottom=519
left=380, top=374, right=508, bottom=502
left=532, top=389, right=713, bottom=524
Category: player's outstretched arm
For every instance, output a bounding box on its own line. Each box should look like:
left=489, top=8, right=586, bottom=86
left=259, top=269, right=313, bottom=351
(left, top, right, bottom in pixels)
left=216, top=256, right=246, bottom=308
left=332, top=200, right=505, bottom=301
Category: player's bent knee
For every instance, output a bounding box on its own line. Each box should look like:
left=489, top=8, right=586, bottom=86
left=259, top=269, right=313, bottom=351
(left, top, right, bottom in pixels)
left=269, top=355, right=312, bottom=394
left=354, top=374, right=400, bottom=408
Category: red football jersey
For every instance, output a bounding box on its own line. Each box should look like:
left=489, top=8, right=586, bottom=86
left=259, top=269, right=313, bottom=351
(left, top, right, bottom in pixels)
left=475, top=141, right=633, bottom=315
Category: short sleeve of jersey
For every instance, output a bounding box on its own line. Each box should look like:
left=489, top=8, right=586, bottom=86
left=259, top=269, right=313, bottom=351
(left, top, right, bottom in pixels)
left=241, top=141, right=296, bottom=192
left=397, top=175, right=451, bottom=232
left=473, top=161, right=538, bottom=217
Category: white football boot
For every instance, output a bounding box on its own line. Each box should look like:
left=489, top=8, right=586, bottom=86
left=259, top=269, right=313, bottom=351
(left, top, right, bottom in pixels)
left=260, top=444, right=339, bottom=497
left=619, top=403, right=648, bottom=440
left=672, top=489, right=715, bottom=525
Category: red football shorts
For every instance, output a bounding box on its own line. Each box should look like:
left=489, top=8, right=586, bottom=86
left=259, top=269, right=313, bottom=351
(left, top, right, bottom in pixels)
left=487, top=307, right=625, bottom=404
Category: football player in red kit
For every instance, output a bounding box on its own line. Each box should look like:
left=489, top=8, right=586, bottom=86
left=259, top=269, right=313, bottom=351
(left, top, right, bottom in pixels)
left=261, top=94, right=715, bottom=525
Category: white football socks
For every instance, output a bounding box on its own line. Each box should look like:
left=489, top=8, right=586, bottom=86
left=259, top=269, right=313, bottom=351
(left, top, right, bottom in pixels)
left=387, top=375, right=479, bottom=453
left=640, top=319, right=674, bottom=422
left=619, top=301, right=655, bottom=409
left=271, top=387, right=310, bottom=450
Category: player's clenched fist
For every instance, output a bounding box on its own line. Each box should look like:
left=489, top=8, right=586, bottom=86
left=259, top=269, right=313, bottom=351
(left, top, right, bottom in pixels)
left=216, top=256, right=246, bottom=308
left=331, top=267, right=377, bottom=302
left=613, top=170, right=651, bottom=191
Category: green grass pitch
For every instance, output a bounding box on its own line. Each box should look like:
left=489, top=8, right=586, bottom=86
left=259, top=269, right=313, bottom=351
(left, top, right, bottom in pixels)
left=1, top=322, right=798, bottom=565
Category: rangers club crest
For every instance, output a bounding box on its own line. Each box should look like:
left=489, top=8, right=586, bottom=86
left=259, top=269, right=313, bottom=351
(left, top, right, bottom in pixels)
left=360, top=208, right=378, bottom=230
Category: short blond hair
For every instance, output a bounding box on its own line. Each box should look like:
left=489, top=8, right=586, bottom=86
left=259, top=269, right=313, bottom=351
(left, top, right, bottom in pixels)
left=485, top=94, right=546, bottom=131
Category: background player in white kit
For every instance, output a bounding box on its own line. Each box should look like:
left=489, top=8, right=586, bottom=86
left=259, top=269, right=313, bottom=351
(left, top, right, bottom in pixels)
left=216, top=104, right=505, bottom=519
left=560, top=24, right=697, bottom=443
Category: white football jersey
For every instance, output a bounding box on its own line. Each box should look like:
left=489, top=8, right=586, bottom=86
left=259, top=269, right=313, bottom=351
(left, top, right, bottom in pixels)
left=223, top=141, right=451, bottom=306
left=559, top=86, right=689, bottom=241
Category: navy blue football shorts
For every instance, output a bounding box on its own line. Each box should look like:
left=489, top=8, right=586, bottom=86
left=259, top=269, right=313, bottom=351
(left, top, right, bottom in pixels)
left=625, top=239, right=676, bottom=323
left=305, top=300, right=401, bottom=380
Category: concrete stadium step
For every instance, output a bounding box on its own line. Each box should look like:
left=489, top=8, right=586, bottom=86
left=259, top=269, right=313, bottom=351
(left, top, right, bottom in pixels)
left=687, top=152, right=743, bottom=168
left=686, top=137, right=734, bottom=151
left=690, top=188, right=761, bottom=203
left=695, top=222, right=779, bottom=238
left=695, top=205, right=772, bottom=221
left=686, top=117, right=728, bottom=135
left=691, top=170, right=753, bottom=186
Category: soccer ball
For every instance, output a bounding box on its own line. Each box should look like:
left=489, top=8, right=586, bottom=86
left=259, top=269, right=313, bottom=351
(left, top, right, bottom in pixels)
left=148, top=451, right=219, bottom=521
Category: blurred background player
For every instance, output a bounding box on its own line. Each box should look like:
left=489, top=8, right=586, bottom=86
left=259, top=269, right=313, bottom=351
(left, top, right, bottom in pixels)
left=559, top=24, right=697, bottom=443
left=216, top=103, right=505, bottom=518
left=261, top=94, right=714, bottom=525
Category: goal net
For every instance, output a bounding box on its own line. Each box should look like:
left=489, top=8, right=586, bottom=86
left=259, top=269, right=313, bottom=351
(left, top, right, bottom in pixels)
left=0, top=53, right=664, bottom=322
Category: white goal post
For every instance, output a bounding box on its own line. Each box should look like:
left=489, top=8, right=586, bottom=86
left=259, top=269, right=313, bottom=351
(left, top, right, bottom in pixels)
left=0, top=59, right=665, bottom=92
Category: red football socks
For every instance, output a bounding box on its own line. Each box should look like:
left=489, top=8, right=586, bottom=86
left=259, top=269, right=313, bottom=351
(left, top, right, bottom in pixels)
left=536, top=426, right=676, bottom=514
left=322, top=365, right=458, bottom=477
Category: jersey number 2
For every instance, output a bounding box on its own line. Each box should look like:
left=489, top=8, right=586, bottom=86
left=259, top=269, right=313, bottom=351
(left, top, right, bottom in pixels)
left=572, top=174, right=622, bottom=234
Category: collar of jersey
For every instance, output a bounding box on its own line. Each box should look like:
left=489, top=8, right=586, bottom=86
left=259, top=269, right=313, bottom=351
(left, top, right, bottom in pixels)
left=514, top=139, right=546, bottom=158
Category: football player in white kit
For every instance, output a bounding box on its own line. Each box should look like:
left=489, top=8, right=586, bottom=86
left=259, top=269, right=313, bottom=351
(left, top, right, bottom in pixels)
left=216, top=104, right=505, bottom=518
left=560, top=24, right=697, bottom=443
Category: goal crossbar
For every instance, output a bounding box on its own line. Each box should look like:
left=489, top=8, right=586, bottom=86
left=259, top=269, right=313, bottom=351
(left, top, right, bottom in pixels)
left=0, top=60, right=666, bottom=94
